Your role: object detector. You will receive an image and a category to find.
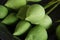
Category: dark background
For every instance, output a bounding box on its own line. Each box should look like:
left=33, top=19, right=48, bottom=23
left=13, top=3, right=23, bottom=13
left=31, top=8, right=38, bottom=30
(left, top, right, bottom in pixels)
left=0, top=0, right=60, bottom=40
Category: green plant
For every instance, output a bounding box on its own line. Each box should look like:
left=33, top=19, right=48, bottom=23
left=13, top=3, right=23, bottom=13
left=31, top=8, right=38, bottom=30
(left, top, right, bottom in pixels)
left=0, top=0, right=60, bottom=40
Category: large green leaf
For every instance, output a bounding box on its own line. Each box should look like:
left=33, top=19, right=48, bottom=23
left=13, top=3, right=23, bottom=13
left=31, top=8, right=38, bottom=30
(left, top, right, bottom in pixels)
left=25, top=4, right=45, bottom=24
left=25, top=26, right=48, bottom=40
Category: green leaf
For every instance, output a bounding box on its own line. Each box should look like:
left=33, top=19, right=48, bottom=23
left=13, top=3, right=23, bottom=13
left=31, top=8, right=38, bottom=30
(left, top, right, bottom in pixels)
left=25, top=26, right=48, bottom=40
left=5, top=0, right=26, bottom=9
left=25, top=4, right=45, bottom=24
left=13, top=21, right=31, bottom=36
left=16, top=5, right=30, bottom=20
left=0, top=5, right=8, bottom=19
left=1, top=13, right=18, bottom=25
left=38, top=15, right=52, bottom=29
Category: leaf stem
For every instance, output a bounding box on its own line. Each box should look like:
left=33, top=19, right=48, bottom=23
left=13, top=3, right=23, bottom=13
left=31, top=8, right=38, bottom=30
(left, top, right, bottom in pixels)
left=56, top=20, right=60, bottom=22
left=46, top=3, right=60, bottom=15
left=44, top=1, right=58, bottom=9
